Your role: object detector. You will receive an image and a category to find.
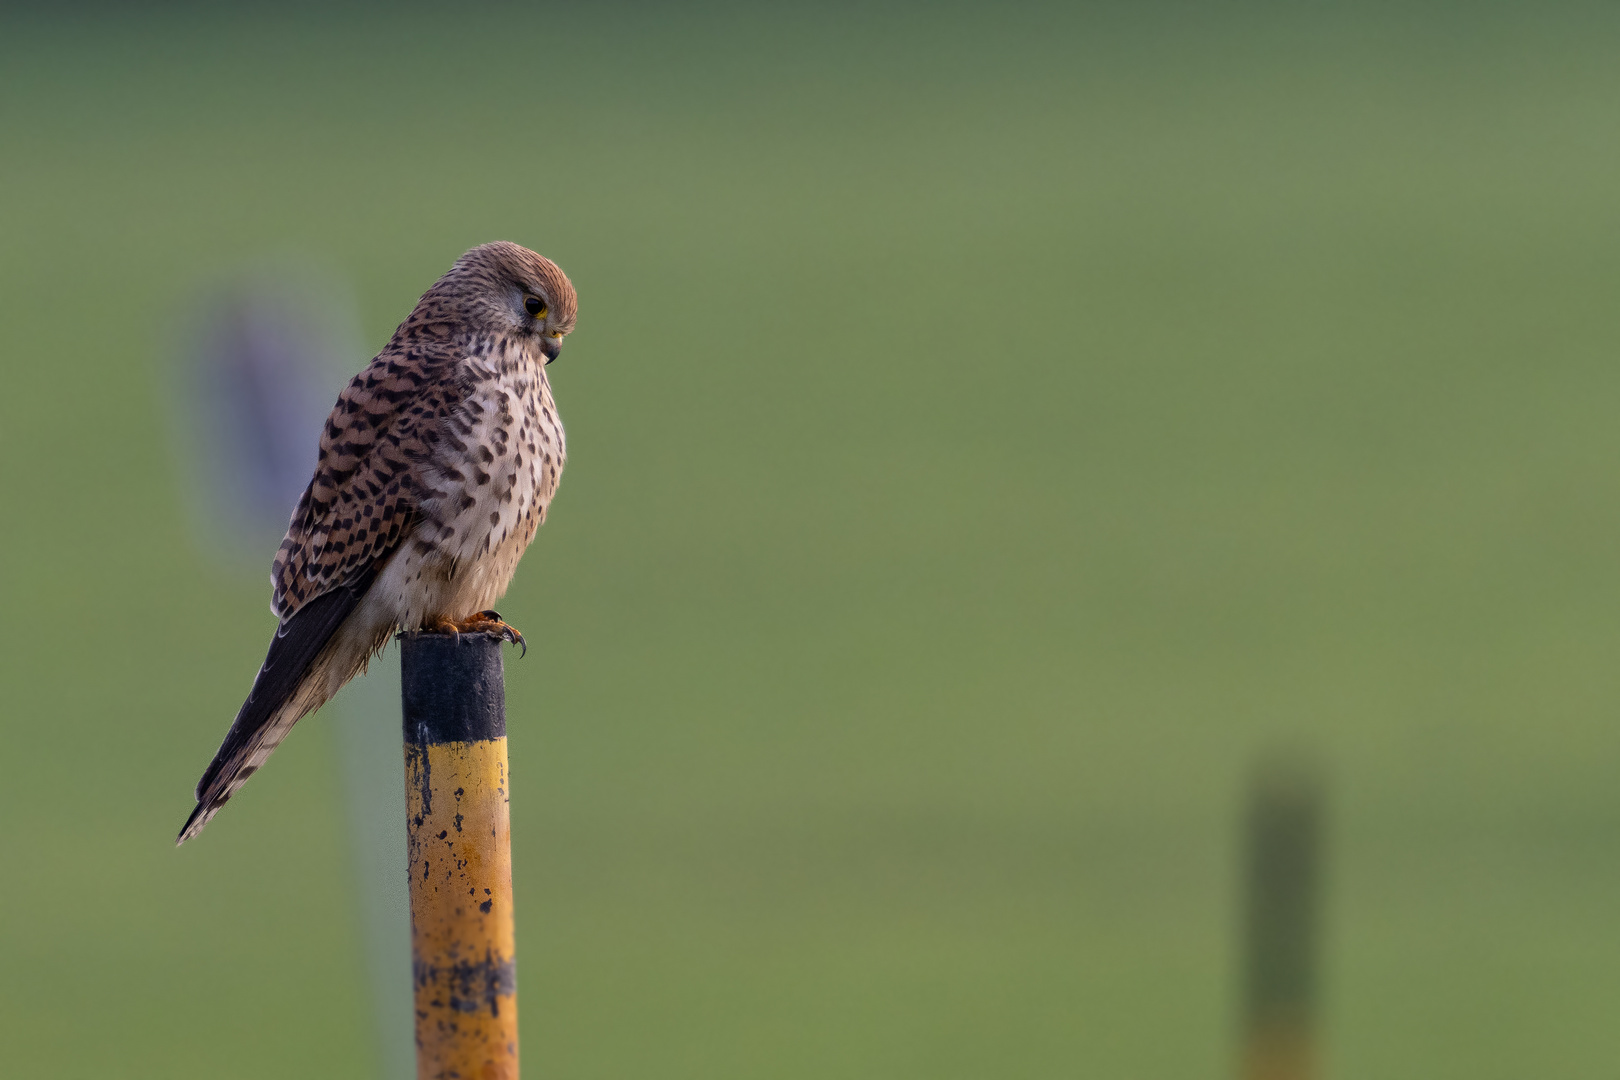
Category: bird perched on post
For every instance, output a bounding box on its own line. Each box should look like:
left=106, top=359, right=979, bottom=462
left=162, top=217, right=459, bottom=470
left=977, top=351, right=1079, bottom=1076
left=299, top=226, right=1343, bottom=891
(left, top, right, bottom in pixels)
left=178, top=242, right=576, bottom=845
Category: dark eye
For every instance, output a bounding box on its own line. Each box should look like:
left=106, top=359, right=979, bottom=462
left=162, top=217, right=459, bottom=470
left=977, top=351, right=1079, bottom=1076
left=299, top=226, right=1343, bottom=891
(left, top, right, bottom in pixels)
left=524, top=295, right=547, bottom=318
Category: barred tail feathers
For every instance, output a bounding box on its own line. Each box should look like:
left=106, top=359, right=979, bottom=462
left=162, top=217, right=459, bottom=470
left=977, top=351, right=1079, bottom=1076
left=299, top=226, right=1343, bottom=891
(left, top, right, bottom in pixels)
left=178, top=572, right=383, bottom=845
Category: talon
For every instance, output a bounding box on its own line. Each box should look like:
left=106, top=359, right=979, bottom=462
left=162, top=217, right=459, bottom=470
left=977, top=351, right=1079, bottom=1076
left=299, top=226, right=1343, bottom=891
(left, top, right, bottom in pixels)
left=428, top=616, right=461, bottom=641
left=449, top=611, right=528, bottom=654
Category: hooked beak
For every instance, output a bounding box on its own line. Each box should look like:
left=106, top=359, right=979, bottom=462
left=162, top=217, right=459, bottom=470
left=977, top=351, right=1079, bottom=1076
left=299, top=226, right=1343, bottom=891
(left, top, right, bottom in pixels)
left=541, top=334, right=562, bottom=364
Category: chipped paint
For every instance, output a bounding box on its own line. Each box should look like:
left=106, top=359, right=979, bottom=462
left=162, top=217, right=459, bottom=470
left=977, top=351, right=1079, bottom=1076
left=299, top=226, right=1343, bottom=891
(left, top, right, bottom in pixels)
left=404, top=735, right=518, bottom=1079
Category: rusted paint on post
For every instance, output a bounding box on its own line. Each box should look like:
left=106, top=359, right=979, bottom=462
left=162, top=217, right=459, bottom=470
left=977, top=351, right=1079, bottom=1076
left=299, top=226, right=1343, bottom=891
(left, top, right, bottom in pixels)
left=401, top=632, right=518, bottom=1080
left=1240, top=760, right=1323, bottom=1080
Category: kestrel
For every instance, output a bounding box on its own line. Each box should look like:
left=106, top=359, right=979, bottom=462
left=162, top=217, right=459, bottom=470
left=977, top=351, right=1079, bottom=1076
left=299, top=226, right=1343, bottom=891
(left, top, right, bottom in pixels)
left=178, top=242, right=576, bottom=844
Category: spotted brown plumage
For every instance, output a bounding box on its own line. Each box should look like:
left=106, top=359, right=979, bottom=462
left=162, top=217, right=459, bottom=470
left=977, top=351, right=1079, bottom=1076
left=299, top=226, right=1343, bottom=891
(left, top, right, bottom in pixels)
left=178, top=242, right=577, bottom=845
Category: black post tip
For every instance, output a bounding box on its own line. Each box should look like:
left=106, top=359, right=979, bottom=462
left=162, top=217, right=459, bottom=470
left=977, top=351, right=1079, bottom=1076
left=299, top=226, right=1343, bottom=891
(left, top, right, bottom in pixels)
left=399, top=632, right=507, bottom=745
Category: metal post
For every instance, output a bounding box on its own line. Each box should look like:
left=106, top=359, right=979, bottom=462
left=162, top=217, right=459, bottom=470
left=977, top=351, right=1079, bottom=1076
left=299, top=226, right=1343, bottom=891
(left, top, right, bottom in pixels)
left=1240, top=761, right=1323, bottom=1080
left=400, top=632, right=519, bottom=1080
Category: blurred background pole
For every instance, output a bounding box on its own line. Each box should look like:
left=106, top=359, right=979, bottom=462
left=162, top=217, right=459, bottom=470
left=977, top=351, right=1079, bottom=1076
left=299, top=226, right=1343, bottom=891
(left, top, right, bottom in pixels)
left=172, top=266, right=412, bottom=1077
left=400, top=632, right=520, bottom=1080
left=340, top=651, right=415, bottom=1080
left=1240, top=759, right=1324, bottom=1080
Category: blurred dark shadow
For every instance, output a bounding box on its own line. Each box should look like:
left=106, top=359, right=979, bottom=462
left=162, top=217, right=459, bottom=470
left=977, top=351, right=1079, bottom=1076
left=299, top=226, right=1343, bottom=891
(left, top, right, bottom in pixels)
left=168, top=262, right=356, bottom=566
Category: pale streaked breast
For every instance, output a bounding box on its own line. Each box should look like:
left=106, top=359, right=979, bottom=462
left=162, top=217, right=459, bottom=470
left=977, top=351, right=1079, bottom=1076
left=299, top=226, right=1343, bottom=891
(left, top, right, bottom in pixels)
left=417, top=338, right=566, bottom=584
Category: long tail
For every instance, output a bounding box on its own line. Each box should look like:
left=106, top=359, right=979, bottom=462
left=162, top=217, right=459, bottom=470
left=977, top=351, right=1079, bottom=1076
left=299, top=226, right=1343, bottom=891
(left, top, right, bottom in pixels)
left=178, top=572, right=379, bottom=845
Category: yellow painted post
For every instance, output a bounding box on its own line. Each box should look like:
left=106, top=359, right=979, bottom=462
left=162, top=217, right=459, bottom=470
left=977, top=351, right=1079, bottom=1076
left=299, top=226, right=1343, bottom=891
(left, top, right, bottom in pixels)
left=400, top=632, right=519, bottom=1080
left=1240, top=761, right=1323, bottom=1080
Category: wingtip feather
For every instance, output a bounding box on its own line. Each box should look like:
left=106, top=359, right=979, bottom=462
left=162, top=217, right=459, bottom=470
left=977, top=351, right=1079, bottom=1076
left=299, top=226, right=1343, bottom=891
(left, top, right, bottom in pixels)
left=176, top=800, right=217, bottom=846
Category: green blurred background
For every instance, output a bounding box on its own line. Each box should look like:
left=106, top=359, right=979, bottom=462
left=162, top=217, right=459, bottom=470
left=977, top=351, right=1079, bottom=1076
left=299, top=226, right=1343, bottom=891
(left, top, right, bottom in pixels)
left=7, top=3, right=1620, bottom=1076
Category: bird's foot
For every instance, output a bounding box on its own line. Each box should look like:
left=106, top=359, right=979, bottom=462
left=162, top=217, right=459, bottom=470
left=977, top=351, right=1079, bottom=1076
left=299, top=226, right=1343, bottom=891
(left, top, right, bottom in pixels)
left=450, top=610, right=527, bottom=657
left=427, top=615, right=462, bottom=641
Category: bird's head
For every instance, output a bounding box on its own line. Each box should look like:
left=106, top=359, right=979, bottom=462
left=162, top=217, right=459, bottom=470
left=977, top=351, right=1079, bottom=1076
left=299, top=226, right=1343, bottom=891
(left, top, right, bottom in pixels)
left=431, top=241, right=578, bottom=364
